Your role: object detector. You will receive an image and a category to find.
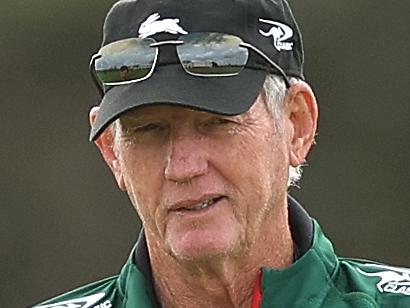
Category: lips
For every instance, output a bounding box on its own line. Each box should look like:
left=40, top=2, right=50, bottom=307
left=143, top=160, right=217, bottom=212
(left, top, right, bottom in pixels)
left=168, top=195, right=224, bottom=212
left=185, top=197, right=221, bottom=211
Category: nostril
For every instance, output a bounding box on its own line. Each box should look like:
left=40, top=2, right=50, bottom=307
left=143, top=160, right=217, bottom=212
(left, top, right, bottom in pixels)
left=164, top=153, right=208, bottom=183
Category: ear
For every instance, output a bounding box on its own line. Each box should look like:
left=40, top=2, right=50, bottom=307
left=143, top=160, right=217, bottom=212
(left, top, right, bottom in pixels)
left=147, top=13, right=160, bottom=22
left=285, top=81, right=318, bottom=167
left=89, top=107, right=127, bottom=191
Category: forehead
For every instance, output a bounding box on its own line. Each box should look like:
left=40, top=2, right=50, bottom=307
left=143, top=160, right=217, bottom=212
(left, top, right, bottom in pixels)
left=118, top=94, right=268, bottom=122
left=121, top=104, right=212, bottom=120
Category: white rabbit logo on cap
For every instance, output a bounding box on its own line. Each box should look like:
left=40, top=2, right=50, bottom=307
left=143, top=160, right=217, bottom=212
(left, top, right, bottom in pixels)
left=138, top=13, right=188, bottom=38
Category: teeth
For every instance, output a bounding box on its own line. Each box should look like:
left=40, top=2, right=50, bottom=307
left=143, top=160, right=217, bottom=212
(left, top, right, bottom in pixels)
left=190, top=198, right=216, bottom=210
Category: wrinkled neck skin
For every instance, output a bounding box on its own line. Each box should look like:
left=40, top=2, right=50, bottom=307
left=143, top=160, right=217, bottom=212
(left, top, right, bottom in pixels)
left=147, top=197, right=293, bottom=308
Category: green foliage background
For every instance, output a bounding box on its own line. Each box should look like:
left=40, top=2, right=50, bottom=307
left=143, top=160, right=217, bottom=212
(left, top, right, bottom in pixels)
left=1, top=1, right=409, bottom=306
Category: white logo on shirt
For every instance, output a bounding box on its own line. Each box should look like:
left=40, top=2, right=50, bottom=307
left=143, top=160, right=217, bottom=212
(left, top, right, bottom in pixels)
left=357, top=264, right=410, bottom=296
left=33, top=293, right=111, bottom=308
left=138, top=12, right=188, bottom=38
left=259, top=19, right=294, bottom=51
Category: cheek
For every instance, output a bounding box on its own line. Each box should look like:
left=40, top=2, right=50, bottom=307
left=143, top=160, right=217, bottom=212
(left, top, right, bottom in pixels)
left=224, top=133, right=289, bottom=217
left=233, top=134, right=288, bottom=185
left=118, top=146, right=166, bottom=228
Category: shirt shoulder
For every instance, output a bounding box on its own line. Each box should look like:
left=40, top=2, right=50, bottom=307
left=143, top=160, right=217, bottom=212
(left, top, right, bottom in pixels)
left=337, top=258, right=410, bottom=306
left=31, top=275, right=121, bottom=308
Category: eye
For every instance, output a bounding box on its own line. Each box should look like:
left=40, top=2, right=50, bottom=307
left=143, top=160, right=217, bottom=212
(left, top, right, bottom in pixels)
left=200, top=117, right=241, bottom=136
left=206, top=117, right=235, bottom=126
left=134, top=122, right=166, bottom=132
left=123, top=122, right=168, bottom=135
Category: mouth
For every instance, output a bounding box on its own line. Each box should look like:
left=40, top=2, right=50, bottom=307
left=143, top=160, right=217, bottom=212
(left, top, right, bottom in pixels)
left=185, top=197, right=223, bottom=211
left=170, top=196, right=225, bottom=212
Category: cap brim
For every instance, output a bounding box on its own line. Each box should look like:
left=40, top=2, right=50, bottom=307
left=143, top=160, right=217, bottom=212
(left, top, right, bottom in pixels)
left=90, top=64, right=267, bottom=141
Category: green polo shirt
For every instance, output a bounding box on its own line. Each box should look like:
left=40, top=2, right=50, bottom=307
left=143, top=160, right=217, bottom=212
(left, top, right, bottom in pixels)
left=32, top=197, right=410, bottom=307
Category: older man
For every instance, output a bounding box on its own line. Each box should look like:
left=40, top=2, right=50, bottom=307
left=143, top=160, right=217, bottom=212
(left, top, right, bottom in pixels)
left=33, top=0, right=410, bottom=307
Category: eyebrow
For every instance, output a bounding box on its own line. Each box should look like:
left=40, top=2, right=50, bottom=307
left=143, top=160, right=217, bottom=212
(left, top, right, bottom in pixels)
left=120, top=111, right=157, bottom=122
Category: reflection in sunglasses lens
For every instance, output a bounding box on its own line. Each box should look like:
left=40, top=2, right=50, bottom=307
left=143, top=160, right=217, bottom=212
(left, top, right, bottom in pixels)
left=177, top=33, right=248, bottom=76
left=95, top=38, right=156, bottom=84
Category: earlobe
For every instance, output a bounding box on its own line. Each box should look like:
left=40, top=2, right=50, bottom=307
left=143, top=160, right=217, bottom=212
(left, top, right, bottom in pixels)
left=286, top=82, right=318, bottom=167
left=289, top=139, right=305, bottom=166
left=89, top=107, right=127, bottom=191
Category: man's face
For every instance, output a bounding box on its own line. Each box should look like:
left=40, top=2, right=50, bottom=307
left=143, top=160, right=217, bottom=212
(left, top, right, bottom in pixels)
left=107, top=95, right=294, bottom=261
left=120, top=68, right=129, bottom=81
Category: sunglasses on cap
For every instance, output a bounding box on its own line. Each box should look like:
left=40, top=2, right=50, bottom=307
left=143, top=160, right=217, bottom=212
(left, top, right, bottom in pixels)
left=89, top=32, right=291, bottom=97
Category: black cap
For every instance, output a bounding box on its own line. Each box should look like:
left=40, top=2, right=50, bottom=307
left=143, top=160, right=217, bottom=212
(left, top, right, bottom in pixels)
left=90, top=0, right=304, bottom=141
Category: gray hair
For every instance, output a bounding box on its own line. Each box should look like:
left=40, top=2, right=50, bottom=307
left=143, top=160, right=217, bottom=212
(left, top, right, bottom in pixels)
left=262, top=74, right=303, bottom=187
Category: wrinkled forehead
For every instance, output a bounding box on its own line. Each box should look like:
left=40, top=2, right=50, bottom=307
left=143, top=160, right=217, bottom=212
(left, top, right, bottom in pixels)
left=116, top=93, right=269, bottom=125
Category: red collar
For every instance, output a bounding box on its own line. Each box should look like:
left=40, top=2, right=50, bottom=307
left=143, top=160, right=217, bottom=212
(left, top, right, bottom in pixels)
left=251, top=270, right=263, bottom=308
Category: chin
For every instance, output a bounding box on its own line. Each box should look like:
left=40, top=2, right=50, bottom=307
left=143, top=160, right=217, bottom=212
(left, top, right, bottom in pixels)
left=166, top=228, right=244, bottom=262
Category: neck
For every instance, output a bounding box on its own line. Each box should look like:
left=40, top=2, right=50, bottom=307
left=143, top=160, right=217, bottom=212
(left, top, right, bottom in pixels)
left=147, top=199, right=294, bottom=308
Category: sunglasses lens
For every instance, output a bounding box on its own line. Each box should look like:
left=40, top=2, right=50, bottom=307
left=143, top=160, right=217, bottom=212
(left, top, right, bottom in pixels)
left=94, top=38, right=157, bottom=85
left=177, top=33, right=248, bottom=77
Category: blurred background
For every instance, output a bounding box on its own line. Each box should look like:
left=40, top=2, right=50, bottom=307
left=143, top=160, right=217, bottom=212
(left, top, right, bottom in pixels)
left=1, top=0, right=409, bottom=306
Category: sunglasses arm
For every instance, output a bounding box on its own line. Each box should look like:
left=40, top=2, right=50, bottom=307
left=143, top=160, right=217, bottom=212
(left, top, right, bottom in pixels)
left=240, top=43, right=291, bottom=88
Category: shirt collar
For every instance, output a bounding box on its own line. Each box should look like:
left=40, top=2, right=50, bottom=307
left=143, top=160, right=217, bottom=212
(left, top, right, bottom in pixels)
left=287, top=195, right=314, bottom=259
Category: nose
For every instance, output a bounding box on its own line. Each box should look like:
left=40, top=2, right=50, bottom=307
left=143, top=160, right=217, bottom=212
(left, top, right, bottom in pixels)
left=164, top=132, right=208, bottom=184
